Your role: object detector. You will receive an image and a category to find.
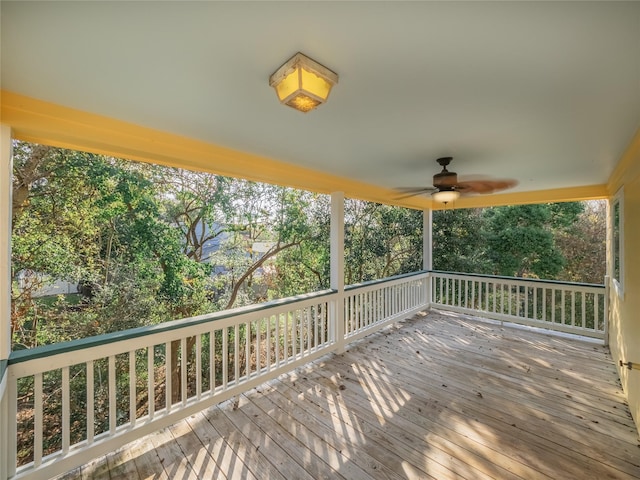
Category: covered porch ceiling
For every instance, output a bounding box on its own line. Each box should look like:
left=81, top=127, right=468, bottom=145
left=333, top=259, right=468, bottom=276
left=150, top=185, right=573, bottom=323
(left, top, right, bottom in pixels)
left=2, top=1, right=639, bottom=209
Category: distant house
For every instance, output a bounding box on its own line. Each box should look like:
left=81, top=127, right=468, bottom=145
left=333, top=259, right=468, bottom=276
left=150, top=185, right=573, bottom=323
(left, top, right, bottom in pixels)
left=194, top=222, right=275, bottom=276
left=16, top=270, right=78, bottom=298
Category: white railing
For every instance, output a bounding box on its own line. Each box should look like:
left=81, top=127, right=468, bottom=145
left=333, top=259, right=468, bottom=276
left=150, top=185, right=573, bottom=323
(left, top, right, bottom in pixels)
left=3, top=270, right=607, bottom=479
left=345, top=273, right=428, bottom=341
left=430, top=271, right=607, bottom=340
left=4, top=272, right=428, bottom=480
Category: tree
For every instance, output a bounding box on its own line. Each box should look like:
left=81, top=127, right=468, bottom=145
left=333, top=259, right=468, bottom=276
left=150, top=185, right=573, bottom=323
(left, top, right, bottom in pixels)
left=11, top=142, right=214, bottom=347
left=483, top=203, right=583, bottom=278
left=211, top=183, right=330, bottom=309
left=344, top=200, right=422, bottom=284
left=12, top=144, right=105, bottom=346
left=155, top=168, right=234, bottom=262
left=555, top=200, right=606, bottom=284
left=432, top=208, right=489, bottom=273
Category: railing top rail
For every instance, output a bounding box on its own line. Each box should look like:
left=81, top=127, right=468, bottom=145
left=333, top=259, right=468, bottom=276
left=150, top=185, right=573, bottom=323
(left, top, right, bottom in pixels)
left=429, top=270, right=605, bottom=289
left=345, top=270, right=428, bottom=291
left=9, top=288, right=337, bottom=366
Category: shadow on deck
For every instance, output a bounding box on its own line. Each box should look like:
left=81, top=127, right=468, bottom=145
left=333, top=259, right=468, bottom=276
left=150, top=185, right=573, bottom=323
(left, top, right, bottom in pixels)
left=56, top=311, right=640, bottom=480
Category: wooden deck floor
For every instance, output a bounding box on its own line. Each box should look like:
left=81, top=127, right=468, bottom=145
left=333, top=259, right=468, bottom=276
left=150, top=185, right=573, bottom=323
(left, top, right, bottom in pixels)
left=56, top=311, right=640, bottom=480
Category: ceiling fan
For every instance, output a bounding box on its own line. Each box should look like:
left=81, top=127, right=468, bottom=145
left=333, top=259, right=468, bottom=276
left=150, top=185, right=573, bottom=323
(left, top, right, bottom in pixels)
left=395, top=157, right=517, bottom=204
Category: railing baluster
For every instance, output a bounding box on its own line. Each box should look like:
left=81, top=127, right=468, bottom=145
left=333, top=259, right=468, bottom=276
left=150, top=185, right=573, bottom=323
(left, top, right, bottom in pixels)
left=594, top=294, right=600, bottom=332
left=196, top=335, right=202, bottom=399
left=246, top=322, right=251, bottom=377
left=256, top=319, right=261, bottom=373
left=471, top=280, right=475, bottom=309
left=87, top=360, right=95, bottom=442
left=180, top=337, right=187, bottom=405
left=406, top=281, right=410, bottom=309
left=283, top=313, right=289, bottom=363
left=234, top=324, right=240, bottom=383
left=165, top=342, right=172, bottom=411
left=266, top=317, right=272, bottom=370
left=129, top=350, right=137, bottom=426
left=370, top=288, right=374, bottom=319
left=298, top=309, right=302, bottom=354
left=492, top=282, right=496, bottom=312
left=62, top=366, right=70, bottom=453
left=571, top=291, right=576, bottom=326
left=306, top=308, right=312, bottom=353
left=222, top=327, right=229, bottom=389
left=34, top=372, right=43, bottom=467
left=322, top=303, right=327, bottom=345
left=349, top=294, right=354, bottom=333
left=582, top=293, right=586, bottom=329
left=147, top=345, right=156, bottom=420
left=275, top=315, right=281, bottom=368
left=362, top=292, right=367, bottom=328
left=444, top=277, right=448, bottom=305
left=561, top=290, right=566, bottom=325
left=8, top=376, right=18, bottom=478
left=108, top=356, right=116, bottom=433
left=315, top=306, right=320, bottom=349
left=344, top=296, right=350, bottom=335
left=147, top=347, right=154, bottom=419
left=360, top=292, right=369, bottom=330
left=483, top=282, right=488, bottom=312
left=211, top=330, right=216, bottom=391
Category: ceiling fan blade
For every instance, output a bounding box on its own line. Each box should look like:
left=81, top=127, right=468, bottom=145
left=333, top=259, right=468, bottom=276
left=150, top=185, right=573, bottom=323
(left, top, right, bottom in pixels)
left=393, top=187, right=436, bottom=199
left=456, top=179, right=518, bottom=194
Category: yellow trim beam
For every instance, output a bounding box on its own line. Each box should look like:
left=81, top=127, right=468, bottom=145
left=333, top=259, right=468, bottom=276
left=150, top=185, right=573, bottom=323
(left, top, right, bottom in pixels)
left=1, top=91, right=425, bottom=207
left=608, top=126, right=640, bottom=194
left=1, top=90, right=610, bottom=210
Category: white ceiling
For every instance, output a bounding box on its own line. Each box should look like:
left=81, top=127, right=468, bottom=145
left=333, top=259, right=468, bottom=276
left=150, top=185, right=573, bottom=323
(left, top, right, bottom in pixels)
left=2, top=1, right=639, bottom=197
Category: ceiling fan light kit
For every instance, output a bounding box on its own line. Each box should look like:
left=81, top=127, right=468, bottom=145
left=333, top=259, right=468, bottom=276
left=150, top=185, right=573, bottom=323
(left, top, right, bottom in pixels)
left=432, top=189, right=460, bottom=204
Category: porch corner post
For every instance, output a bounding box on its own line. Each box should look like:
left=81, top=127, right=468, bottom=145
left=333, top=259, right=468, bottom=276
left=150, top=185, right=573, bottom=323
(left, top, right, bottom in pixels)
left=330, top=191, right=345, bottom=353
left=0, top=125, right=13, bottom=480
left=423, top=208, right=433, bottom=309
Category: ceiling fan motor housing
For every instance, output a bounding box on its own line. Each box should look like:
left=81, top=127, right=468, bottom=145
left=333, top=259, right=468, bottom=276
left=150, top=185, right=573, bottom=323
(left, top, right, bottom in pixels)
left=433, top=169, right=457, bottom=188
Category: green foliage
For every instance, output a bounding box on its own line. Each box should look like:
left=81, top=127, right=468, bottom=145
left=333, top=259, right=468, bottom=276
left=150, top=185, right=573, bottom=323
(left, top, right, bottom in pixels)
left=11, top=142, right=215, bottom=348
left=344, top=200, right=423, bottom=284
left=10, top=139, right=605, bottom=350
left=484, top=204, right=565, bottom=278
left=433, top=202, right=599, bottom=281
left=433, top=208, right=490, bottom=273
left=555, top=201, right=606, bottom=283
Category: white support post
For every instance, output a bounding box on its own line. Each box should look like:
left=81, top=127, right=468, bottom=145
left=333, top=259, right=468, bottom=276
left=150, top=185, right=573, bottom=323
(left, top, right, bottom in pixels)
left=0, top=125, right=13, bottom=480
left=330, top=192, right=345, bottom=353
left=423, top=209, right=433, bottom=309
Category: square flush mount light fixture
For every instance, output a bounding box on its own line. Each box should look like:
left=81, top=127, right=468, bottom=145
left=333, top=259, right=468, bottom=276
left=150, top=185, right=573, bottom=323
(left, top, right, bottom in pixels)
left=269, top=52, right=339, bottom=113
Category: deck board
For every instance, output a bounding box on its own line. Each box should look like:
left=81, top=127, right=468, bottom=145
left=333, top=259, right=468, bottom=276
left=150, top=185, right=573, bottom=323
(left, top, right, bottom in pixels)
left=55, top=311, right=640, bottom=480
